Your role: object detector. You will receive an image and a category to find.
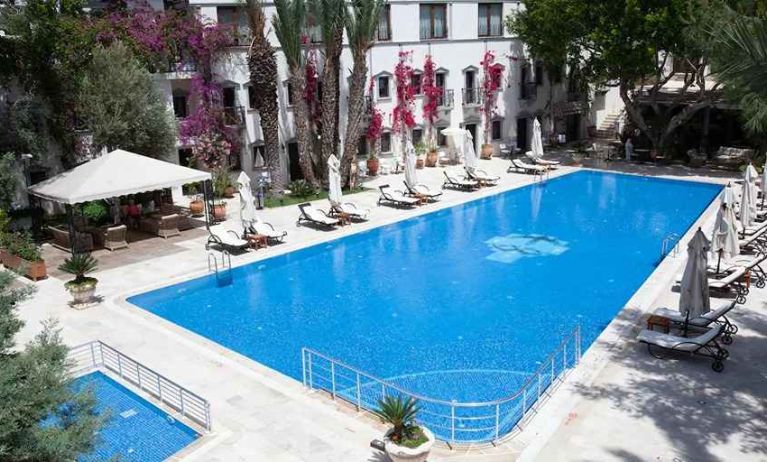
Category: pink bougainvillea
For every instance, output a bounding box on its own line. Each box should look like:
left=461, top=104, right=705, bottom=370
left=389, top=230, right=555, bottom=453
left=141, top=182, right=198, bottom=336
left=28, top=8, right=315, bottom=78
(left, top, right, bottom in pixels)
left=480, top=51, right=505, bottom=144
left=366, top=78, right=384, bottom=149
left=392, top=51, right=416, bottom=137
left=421, top=55, right=441, bottom=146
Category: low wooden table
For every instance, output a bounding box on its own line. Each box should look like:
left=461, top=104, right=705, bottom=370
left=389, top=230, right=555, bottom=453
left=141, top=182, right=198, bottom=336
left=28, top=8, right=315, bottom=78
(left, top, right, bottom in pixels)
left=246, top=234, right=268, bottom=249
left=647, top=315, right=670, bottom=333
left=336, top=212, right=352, bottom=226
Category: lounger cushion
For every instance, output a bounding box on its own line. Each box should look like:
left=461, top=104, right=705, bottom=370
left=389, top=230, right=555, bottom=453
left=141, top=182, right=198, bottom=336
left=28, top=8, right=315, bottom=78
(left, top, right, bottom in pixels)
left=210, top=232, right=249, bottom=248
left=653, top=299, right=735, bottom=326
left=637, top=325, right=722, bottom=352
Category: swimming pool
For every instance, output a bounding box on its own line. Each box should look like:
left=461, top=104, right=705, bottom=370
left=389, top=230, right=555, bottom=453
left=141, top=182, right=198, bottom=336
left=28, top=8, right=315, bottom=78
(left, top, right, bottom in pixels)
left=129, top=170, right=721, bottom=440
left=72, top=372, right=199, bottom=462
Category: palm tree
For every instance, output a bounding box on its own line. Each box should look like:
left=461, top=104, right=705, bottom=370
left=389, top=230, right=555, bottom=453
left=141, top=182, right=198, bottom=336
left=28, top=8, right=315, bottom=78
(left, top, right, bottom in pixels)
left=273, top=0, right=318, bottom=185
left=310, top=0, right=346, bottom=184
left=711, top=14, right=767, bottom=135
left=340, top=0, right=385, bottom=187
left=245, top=0, right=286, bottom=192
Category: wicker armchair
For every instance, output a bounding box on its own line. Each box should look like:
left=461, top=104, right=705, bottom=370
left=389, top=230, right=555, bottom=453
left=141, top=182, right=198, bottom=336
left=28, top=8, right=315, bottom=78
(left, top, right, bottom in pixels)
left=103, top=225, right=129, bottom=251
left=49, top=225, right=93, bottom=253
left=140, top=214, right=180, bottom=239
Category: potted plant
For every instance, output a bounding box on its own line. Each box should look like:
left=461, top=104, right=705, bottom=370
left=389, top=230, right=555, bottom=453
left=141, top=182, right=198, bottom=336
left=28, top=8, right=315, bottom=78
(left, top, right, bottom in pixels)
left=187, top=183, right=205, bottom=216
left=425, top=141, right=439, bottom=167
left=59, top=253, right=98, bottom=306
left=367, top=152, right=380, bottom=177
left=213, top=201, right=227, bottom=221
left=3, top=232, right=46, bottom=281
left=374, top=396, right=433, bottom=462
left=212, top=168, right=230, bottom=221
left=414, top=141, right=426, bottom=169
left=480, top=143, right=494, bottom=160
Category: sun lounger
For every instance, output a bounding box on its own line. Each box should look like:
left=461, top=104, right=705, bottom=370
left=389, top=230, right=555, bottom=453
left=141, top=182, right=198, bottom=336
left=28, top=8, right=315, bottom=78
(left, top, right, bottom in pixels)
left=653, top=299, right=738, bottom=344
left=378, top=185, right=420, bottom=208
left=247, top=221, right=287, bottom=243
left=717, top=253, right=767, bottom=288
left=297, top=203, right=340, bottom=228
left=465, top=167, right=500, bottom=186
left=638, top=324, right=728, bottom=372
left=404, top=182, right=443, bottom=201
left=508, top=158, right=547, bottom=175
left=329, top=201, right=371, bottom=220
left=443, top=171, right=480, bottom=190
left=738, top=226, right=767, bottom=252
left=708, top=266, right=749, bottom=304
left=525, top=151, right=560, bottom=167
left=206, top=229, right=251, bottom=252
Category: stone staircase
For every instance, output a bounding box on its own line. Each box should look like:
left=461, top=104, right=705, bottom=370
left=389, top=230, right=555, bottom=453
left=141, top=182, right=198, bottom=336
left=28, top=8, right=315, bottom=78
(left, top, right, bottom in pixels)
left=594, top=110, right=625, bottom=139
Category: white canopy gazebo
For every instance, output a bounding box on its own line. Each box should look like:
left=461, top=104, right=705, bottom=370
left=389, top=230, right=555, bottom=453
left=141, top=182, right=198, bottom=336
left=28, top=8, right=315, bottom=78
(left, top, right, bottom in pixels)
left=28, top=149, right=213, bottom=252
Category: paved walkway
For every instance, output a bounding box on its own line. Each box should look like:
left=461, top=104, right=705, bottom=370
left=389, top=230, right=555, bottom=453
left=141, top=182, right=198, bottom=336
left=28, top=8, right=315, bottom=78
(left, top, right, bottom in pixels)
left=14, top=156, right=766, bottom=461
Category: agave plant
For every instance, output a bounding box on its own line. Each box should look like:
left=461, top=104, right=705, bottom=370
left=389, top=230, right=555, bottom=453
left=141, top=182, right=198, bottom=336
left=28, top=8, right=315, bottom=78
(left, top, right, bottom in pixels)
left=58, top=253, right=98, bottom=287
left=373, top=395, right=421, bottom=443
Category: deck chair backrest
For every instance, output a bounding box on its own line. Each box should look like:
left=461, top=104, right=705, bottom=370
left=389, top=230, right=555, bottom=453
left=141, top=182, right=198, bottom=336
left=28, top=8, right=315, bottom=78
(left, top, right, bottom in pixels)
left=379, top=184, right=393, bottom=199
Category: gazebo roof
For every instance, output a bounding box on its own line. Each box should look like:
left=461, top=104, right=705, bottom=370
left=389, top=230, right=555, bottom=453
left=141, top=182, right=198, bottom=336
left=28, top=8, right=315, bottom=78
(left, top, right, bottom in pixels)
left=28, top=149, right=211, bottom=205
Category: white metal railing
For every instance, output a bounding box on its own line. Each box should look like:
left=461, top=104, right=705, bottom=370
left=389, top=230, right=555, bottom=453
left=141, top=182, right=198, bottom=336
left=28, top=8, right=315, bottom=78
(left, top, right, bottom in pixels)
left=301, top=325, right=581, bottom=445
left=208, top=250, right=232, bottom=285
left=661, top=233, right=680, bottom=259
left=69, top=341, right=212, bottom=431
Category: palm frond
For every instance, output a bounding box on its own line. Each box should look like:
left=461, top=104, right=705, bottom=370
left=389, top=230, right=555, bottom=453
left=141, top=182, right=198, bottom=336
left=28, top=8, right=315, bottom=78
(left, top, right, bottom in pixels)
left=345, top=0, right=386, bottom=55
left=309, top=0, right=346, bottom=45
left=713, top=15, right=767, bottom=98
left=272, top=0, right=306, bottom=68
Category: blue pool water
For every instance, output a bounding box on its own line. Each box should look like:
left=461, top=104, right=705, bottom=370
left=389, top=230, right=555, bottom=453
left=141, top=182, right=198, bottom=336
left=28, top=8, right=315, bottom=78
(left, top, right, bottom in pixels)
left=129, top=171, right=720, bottom=438
left=72, top=372, right=199, bottom=462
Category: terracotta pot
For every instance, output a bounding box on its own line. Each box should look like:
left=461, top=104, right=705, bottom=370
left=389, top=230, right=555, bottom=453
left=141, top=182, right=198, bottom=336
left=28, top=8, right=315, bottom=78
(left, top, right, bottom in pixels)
left=384, top=427, right=434, bottom=462
left=425, top=149, right=438, bottom=167
left=22, top=259, right=47, bottom=281
left=416, top=158, right=425, bottom=169
left=213, top=203, right=227, bottom=221
left=3, top=253, right=21, bottom=270
left=224, top=186, right=236, bottom=198
left=189, top=200, right=204, bottom=216
left=367, top=158, right=380, bottom=176
left=480, top=143, right=494, bottom=159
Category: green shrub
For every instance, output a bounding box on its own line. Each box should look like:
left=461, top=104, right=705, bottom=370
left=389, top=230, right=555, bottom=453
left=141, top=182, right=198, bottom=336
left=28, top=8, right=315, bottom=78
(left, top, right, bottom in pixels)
left=287, top=180, right=317, bottom=198
left=59, top=253, right=98, bottom=288
left=5, top=232, right=41, bottom=262
left=212, top=166, right=231, bottom=198
left=373, top=395, right=428, bottom=448
left=81, top=201, right=109, bottom=224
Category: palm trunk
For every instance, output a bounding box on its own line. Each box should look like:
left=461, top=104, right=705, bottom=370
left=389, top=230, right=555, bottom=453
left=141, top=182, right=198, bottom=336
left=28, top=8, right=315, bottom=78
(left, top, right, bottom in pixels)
left=341, top=55, right=368, bottom=187
left=289, top=70, right=317, bottom=185
left=319, top=27, right=344, bottom=186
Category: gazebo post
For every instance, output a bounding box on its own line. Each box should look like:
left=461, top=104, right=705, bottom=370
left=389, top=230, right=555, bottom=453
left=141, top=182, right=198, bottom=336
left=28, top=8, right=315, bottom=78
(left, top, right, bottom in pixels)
left=202, top=179, right=214, bottom=229
left=65, top=204, right=77, bottom=255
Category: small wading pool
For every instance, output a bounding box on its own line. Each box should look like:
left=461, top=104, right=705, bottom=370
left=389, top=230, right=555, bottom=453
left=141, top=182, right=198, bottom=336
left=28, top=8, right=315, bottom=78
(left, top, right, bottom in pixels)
left=72, top=372, right=199, bottom=462
left=129, top=170, right=721, bottom=441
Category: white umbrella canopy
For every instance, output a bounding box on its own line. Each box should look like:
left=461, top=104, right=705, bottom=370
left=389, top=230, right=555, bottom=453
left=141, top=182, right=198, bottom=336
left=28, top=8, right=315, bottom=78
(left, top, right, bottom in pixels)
left=327, top=154, right=342, bottom=206
left=722, top=183, right=740, bottom=231
left=741, top=176, right=756, bottom=230
left=679, top=229, right=711, bottom=319
left=711, top=203, right=740, bottom=266
left=531, top=117, right=544, bottom=159
left=404, top=138, right=418, bottom=189
left=441, top=127, right=465, bottom=162
left=745, top=163, right=758, bottom=201
left=463, top=129, right=478, bottom=170
left=237, top=171, right=258, bottom=227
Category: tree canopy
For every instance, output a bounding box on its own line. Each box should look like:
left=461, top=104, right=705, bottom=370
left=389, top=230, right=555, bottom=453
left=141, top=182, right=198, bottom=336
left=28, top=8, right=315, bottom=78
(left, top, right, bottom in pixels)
left=0, top=271, right=102, bottom=460
left=78, top=42, right=177, bottom=158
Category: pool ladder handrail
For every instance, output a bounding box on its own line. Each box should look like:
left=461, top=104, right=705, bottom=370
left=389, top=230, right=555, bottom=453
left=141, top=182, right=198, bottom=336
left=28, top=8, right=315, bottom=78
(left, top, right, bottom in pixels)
left=660, top=233, right=680, bottom=259
left=207, top=251, right=233, bottom=284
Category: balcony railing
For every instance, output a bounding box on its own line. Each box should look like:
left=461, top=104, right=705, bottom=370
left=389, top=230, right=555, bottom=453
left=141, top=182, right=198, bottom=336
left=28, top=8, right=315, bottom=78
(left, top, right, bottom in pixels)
left=520, top=82, right=537, bottom=100
left=462, top=88, right=481, bottom=106
left=437, top=89, right=454, bottom=108
left=223, top=106, right=246, bottom=126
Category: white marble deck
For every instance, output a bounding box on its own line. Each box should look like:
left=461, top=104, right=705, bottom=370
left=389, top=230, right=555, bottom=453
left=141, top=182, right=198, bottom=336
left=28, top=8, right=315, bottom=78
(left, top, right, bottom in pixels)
left=13, top=156, right=765, bottom=461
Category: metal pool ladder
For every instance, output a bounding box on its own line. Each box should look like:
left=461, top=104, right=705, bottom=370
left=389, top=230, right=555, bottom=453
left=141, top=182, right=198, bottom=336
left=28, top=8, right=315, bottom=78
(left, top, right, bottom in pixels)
left=660, top=233, right=680, bottom=260
left=207, top=251, right=233, bottom=285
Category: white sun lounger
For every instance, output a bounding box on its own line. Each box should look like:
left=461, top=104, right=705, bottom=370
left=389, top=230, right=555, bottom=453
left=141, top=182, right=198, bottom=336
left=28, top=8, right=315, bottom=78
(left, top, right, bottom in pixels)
left=508, top=158, right=547, bottom=174
left=249, top=221, right=287, bottom=242
left=525, top=151, right=560, bottom=167
left=637, top=324, right=728, bottom=371
left=653, top=299, right=738, bottom=343
left=378, top=184, right=421, bottom=208
left=206, top=229, right=251, bottom=252
left=404, top=181, right=443, bottom=201
left=465, top=167, right=500, bottom=185
left=443, top=171, right=480, bottom=190
left=330, top=201, right=371, bottom=220
left=297, top=203, right=340, bottom=228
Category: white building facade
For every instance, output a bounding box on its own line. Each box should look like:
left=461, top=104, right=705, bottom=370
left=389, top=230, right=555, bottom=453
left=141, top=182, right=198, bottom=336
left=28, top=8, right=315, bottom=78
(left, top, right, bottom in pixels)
left=153, top=0, right=623, bottom=182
